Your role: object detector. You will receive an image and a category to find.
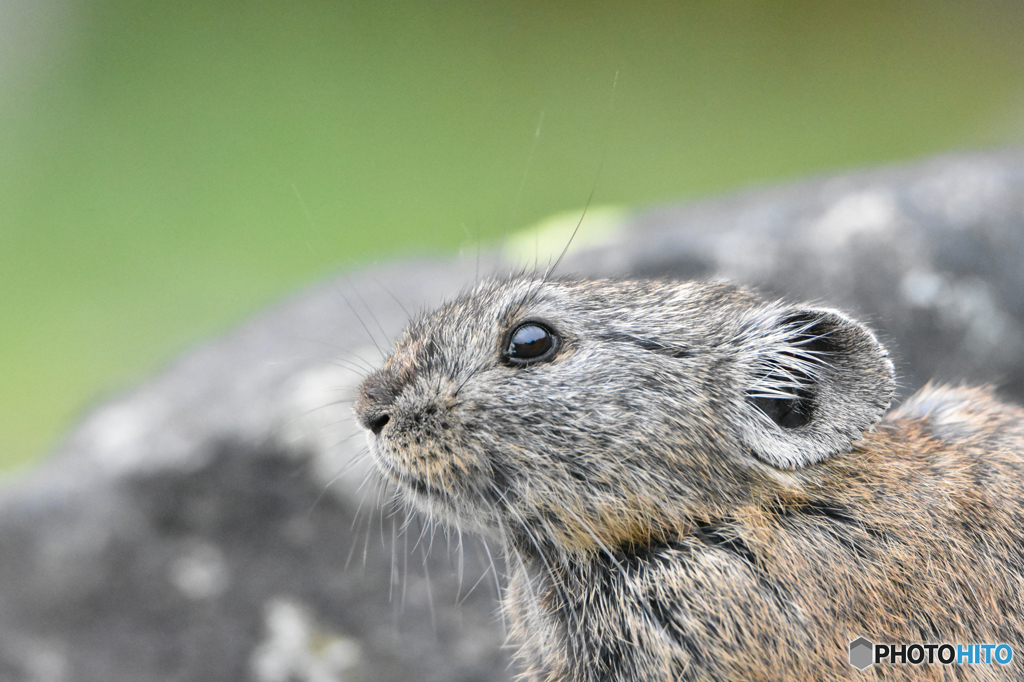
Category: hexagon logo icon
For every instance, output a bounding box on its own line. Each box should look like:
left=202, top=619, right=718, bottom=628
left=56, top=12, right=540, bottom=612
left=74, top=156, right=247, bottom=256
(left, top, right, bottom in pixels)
left=849, top=637, right=874, bottom=671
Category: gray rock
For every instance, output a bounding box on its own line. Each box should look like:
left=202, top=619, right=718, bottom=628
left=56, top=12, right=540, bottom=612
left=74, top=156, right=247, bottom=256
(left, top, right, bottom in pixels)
left=2, top=147, right=1023, bottom=681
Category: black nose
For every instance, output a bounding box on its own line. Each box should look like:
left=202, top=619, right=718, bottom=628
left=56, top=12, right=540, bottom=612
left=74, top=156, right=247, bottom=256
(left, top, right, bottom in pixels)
left=356, top=369, right=401, bottom=435
left=368, top=413, right=390, bottom=435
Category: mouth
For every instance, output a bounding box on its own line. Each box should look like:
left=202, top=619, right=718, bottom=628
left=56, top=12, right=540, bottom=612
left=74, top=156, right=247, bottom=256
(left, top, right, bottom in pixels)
left=376, top=460, right=454, bottom=503
left=373, top=457, right=508, bottom=536
left=399, top=473, right=451, bottom=501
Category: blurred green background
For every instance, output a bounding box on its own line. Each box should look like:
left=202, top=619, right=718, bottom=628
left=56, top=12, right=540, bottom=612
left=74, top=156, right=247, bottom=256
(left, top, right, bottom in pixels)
left=3, top=0, right=1024, bottom=471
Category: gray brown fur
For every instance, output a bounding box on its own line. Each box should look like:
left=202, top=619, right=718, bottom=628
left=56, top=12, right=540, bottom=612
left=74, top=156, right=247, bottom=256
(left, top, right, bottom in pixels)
left=355, top=276, right=1024, bottom=681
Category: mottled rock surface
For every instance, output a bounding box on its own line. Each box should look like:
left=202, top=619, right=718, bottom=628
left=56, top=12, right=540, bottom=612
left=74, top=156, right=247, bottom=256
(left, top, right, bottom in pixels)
left=2, top=147, right=1023, bottom=681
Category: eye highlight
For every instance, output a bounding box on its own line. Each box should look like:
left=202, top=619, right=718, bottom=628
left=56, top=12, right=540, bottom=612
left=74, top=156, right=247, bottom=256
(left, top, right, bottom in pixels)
left=502, top=322, right=559, bottom=365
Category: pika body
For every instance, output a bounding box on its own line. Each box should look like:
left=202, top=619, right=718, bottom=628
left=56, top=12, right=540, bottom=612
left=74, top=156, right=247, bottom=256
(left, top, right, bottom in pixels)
left=355, top=276, right=1024, bottom=681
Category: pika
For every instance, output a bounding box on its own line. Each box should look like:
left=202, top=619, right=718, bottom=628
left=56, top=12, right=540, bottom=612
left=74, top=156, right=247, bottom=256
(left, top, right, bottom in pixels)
left=354, top=276, right=1024, bottom=681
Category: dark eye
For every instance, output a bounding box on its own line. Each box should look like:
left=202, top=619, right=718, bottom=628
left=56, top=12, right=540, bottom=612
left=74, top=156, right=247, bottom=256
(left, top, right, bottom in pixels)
left=503, top=322, right=558, bottom=365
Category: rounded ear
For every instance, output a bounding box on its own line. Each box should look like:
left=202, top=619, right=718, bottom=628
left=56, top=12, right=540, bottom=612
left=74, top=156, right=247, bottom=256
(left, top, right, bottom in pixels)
left=735, top=306, right=895, bottom=469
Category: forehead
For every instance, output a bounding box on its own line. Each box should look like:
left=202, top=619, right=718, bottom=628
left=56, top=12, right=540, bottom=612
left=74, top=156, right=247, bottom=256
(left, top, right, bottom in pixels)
left=397, top=277, right=757, bottom=352
left=401, top=279, right=552, bottom=349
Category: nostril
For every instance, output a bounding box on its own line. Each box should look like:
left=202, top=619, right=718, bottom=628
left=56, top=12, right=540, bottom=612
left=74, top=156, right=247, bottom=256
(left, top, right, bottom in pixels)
left=368, top=413, right=390, bottom=436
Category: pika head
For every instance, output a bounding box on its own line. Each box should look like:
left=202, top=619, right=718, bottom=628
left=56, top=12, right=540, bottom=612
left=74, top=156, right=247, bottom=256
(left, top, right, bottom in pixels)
left=354, top=276, right=894, bottom=554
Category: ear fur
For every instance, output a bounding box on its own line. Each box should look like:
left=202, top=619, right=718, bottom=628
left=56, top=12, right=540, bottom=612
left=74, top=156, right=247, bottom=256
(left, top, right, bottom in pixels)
left=735, top=306, right=895, bottom=469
